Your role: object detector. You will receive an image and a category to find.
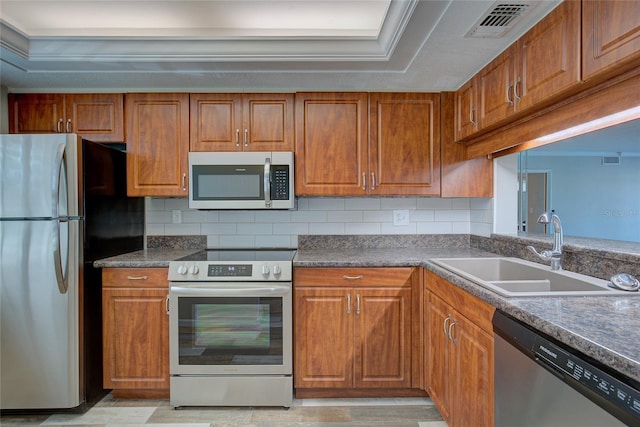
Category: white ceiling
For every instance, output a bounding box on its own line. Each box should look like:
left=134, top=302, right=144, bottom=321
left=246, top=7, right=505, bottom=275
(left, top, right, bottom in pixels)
left=0, top=0, right=561, bottom=92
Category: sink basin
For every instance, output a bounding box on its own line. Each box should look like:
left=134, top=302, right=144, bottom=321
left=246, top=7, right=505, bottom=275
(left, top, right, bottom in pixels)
left=429, top=257, right=640, bottom=297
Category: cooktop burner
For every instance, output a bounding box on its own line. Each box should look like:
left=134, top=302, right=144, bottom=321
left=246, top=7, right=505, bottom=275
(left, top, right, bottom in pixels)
left=178, top=248, right=297, bottom=262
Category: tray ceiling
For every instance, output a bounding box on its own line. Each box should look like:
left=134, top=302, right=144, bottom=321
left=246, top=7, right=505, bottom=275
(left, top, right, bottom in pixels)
left=0, top=0, right=560, bottom=91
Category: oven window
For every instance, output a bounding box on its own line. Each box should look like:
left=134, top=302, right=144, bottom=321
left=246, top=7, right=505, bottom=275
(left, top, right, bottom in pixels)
left=177, top=296, right=284, bottom=365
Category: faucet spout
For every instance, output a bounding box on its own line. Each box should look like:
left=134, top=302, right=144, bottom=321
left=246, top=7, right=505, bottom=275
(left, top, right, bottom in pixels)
left=528, top=211, right=564, bottom=270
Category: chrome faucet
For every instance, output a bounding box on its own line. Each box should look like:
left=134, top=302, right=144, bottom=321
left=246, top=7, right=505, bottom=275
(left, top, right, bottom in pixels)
left=527, top=211, right=564, bottom=270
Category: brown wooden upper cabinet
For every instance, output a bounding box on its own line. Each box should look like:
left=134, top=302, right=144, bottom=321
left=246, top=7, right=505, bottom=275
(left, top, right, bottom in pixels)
left=8, top=93, right=124, bottom=142
left=190, top=93, right=294, bottom=152
left=454, top=77, right=479, bottom=142
left=295, top=92, right=440, bottom=196
left=582, top=0, right=640, bottom=81
left=476, top=0, right=581, bottom=130
left=295, top=92, right=369, bottom=196
left=125, top=93, right=189, bottom=197
left=369, top=93, right=441, bottom=196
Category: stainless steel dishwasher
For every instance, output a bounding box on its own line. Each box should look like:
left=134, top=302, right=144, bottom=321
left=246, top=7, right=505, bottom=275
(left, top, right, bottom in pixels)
left=493, top=311, right=640, bottom=427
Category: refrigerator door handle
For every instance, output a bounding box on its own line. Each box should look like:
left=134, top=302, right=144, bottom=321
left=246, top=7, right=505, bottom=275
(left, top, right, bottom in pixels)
left=52, top=219, right=69, bottom=294
left=51, top=142, right=67, bottom=219
left=51, top=140, right=70, bottom=294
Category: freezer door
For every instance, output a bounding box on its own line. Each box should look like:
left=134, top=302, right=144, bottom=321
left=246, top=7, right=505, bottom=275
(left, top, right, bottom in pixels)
left=0, top=218, right=80, bottom=409
left=0, top=134, right=80, bottom=219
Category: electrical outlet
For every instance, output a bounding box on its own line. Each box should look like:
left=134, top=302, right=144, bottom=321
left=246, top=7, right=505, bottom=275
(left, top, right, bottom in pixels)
left=171, top=209, right=182, bottom=224
left=393, top=210, right=410, bottom=226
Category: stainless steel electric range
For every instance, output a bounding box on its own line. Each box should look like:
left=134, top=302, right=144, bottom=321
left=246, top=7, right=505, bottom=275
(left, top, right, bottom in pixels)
left=167, top=249, right=295, bottom=408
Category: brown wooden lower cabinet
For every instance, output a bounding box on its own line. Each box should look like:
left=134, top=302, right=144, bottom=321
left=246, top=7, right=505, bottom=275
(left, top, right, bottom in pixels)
left=102, top=268, right=170, bottom=398
left=425, top=270, right=495, bottom=427
left=293, top=267, right=424, bottom=398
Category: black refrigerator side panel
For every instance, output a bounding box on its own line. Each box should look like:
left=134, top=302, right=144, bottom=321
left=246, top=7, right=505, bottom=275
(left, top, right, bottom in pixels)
left=81, top=140, right=145, bottom=405
left=82, top=140, right=144, bottom=261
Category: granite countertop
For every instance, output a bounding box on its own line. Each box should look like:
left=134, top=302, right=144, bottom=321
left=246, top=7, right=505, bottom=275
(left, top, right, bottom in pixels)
left=295, top=247, right=640, bottom=385
left=94, top=244, right=640, bottom=385
left=93, top=248, right=198, bottom=268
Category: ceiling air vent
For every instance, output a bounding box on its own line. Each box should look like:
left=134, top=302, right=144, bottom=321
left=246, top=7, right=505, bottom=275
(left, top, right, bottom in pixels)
left=466, top=2, right=534, bottom=38
left=602, top=154, right=621, bottom=166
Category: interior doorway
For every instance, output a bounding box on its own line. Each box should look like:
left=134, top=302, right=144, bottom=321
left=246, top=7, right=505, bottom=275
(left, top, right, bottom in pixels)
left=525, top=171, right=551, bottom=235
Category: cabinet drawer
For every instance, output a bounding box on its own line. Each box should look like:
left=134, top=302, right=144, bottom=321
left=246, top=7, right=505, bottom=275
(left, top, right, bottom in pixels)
left=426, top=271, right=494, bottom=334
left=103, top=268, right=168, bottom=288
left=294, top=267, right=415, bottom=287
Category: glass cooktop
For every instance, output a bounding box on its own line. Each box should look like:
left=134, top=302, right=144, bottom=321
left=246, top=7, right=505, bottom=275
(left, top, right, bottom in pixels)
left=178, top=248, right=296, bottom=262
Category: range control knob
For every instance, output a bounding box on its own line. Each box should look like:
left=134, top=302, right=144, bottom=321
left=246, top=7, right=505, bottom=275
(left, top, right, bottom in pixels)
left=261, top=265, right=270, bottom=278
left=273, top=264, right=282, bottom=278
left=176, top=265, right=187, bottom=275
left=188, top=265, right=200, bottom=275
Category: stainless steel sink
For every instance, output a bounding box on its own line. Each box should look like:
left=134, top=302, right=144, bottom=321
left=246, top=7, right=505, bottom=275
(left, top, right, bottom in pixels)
left=429, top=257, right=640, bottom=297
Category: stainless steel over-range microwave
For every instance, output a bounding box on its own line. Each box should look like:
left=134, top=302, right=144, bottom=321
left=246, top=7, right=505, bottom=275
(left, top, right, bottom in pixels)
left=188, top=151, right=294, bottom=210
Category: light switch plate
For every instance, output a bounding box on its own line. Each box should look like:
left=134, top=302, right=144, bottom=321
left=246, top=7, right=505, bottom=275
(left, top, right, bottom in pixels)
left=393, top=210, right=410, bottom=226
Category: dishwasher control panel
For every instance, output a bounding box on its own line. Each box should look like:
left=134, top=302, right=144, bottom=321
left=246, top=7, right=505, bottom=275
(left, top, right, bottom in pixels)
left=533, top=336, right=640, bottom=423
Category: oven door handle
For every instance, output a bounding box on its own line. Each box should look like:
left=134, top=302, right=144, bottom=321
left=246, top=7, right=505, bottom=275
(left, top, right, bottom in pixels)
left=170, top=284, right=291, bottom=297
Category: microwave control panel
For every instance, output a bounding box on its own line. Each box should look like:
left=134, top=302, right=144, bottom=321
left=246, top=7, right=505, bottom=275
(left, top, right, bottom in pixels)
left=271, top=165, right=290, bottom=200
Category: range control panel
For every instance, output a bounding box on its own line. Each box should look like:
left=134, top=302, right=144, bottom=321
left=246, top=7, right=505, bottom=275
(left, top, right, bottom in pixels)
left=168, top=261, right=292, bottom=282
left=208, top=264, right=252, bottom=277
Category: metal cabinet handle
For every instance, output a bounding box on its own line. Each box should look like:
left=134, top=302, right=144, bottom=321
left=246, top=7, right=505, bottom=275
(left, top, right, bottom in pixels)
left=448, top=321, right=458, bottom=343
left=470, top=106, right=477, bottom=127
left=165, top=295, right=170, bottom=315
left=347, top=293, right=352, bottom=315
left=370, top=172, right=376, bottom=191
left=506, top=83, right=514, bottom=106
left=66, top=118, right=72, bottom=133
left=57, top=118, right=63, bottom=133
left=182, top=173, right=187, bottom=192
left=126, top=275, right=148, bottom=280
left=362, top=173, right=366, bottom=190
left=235, top=129, right=240, bottom=147
left=514, top=77, right=522, bottom=103
left=356, top=294, right=361, bottom=315
left=443, top=315, right=451, bottom=336
left=343, top=275, right=363, bottom=280
left=244, top=128, right=248, bottom=147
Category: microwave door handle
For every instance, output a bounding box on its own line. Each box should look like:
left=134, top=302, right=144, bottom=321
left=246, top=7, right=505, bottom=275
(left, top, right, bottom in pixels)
left=264, top=157, right=272, bottom=208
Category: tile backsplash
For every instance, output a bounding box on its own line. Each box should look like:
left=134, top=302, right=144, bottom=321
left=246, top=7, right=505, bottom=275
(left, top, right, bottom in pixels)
left=146, top=197, right=493, bottom=248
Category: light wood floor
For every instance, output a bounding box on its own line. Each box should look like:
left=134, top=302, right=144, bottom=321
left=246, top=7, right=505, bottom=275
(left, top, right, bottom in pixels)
left=1, top=394, right=445, bottom=426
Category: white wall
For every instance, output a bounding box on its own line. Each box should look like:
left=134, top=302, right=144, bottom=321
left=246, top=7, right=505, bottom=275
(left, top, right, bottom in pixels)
left=146, top=196, right=494, bottom=248
left=493, top=154, right=519, bottom=235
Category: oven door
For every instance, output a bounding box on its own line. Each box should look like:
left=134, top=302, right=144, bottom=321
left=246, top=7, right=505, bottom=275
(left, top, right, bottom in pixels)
left=169, top=283, right=292, bottom=375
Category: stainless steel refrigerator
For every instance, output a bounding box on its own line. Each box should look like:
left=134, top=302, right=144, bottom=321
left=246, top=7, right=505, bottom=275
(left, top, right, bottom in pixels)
left=0, top=134, right=144, bottom=411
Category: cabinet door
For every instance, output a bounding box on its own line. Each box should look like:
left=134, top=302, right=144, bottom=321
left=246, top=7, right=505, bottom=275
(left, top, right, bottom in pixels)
left=190, top=93, right=242, bottom=152
left=295, top=92, right=368, bottom=195
left=125, top=93, right=189, bottom=196
left=294, top=287, right=354, bottom=389
left=355, top=286, right=412, bottom=388
left=243, top=93, right=294, bottom=152
left=8, top=94, right=64, bottom=133
left=65, top=94, right=124, bottom=142
left=426, top=292, right=452, bottom=424
left=369, top=93, right=441, bottom=196
left=478, top=48, right=517, bottom=129
left=454, top=78, right=478, bottom=141
left=582, top=0, right=640, bottom=80
left=517, top=0, right=581, bottom=110
left=102, top=287, right=169, bottom=390
left=451, top=313, right=494, bottom=427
